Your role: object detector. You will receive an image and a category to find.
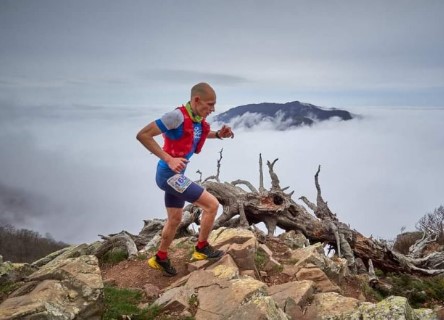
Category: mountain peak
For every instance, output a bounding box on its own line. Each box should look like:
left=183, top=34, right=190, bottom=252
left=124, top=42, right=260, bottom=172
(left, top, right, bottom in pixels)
left=212, top=101, right=353, bottom=130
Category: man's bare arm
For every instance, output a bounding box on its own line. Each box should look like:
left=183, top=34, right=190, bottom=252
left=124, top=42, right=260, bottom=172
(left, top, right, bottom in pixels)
left=136, top=122, right=188, bottom=173
left=208, top=124, right=235, bottom=139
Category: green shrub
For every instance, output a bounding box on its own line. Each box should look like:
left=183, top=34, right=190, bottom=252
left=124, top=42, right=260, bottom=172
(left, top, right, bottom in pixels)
left=361, top=282, right=384, bottom=302
left=137, top=253, right=148, bottom=261
left=385, top=273, right=444, bottom=308
left=103, top=286, right=160, bottom=320
left=188, top=293, right=199, bottom=316
left=273, top=264, right=284, bottom=273
left=174, top=240, right=194, bottom=250
left=374, top=268, right=384, bottom=277
left=254, top=250, right=267, bottom=269
left=0, top=281, right=21, bottom=302
left=101, top=248, right=128, bottom=265
left=420, top=276, right=444, bottom=302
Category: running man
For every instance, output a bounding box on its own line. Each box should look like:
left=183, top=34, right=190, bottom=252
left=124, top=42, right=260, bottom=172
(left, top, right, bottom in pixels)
left=136, top=82, right=234, bottom=276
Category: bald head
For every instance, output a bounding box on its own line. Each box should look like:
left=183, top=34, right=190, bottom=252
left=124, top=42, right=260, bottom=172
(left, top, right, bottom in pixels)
left=189, top=82, right=217, bottom=118
left=191, top=82, right=216, bottom=100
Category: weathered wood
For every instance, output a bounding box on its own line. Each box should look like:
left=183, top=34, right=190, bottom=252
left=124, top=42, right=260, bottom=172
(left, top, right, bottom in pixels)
left=267, top=158, right=280, bottom=191
left=207, top=156, right=444, bottom=275
left=259, top=153, right=265, bottom=193
left=177, top=204, right=201, bottom=237
left=408, top=232, right=437, bottom=258
left=96, top=231, right=138, bottom=259
left=95, top=153, right=443, bottom=276
left=368, top=259, right=378, bottom=285
left=203, top=148, right=223, bottom=183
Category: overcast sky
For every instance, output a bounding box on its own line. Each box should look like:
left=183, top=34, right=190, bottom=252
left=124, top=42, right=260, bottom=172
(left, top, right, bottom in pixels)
left=1, top=0, right=444, bottom=108
left=1, top=1, right=443, bottom=244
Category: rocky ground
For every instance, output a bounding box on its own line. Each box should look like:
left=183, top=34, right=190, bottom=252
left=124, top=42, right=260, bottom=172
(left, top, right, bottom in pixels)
left=100, top=237, right=367, bottom=305
left=2, top=229, right=443, bottom=319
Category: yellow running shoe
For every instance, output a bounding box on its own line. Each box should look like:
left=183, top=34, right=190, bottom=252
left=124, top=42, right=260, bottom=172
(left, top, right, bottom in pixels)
left=192, top=244, right=223, bottom=261
left=147, top=255, right=177, bottom=276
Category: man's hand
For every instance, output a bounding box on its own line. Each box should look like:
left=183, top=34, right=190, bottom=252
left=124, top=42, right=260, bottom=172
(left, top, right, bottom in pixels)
left=218, top=124, right=234, bottom=139
left=166, top=157, right=189, bottom=173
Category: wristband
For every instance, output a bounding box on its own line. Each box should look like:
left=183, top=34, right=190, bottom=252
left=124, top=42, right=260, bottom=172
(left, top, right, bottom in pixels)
left=215, top=130, right=223, bottom=139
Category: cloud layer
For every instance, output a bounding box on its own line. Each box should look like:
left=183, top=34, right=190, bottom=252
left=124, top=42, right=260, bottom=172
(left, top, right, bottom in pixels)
left=1, top=104, right=442, bottom=243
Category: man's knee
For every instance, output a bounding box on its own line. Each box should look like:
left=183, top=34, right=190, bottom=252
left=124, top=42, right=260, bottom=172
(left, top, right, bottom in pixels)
left=196, top=192, right=219, bottom=214
left=208, top=196, right=219, bottom=213
left=168, top=215, right=182, bottom=226
left=166, top=208, right=183, bottom=226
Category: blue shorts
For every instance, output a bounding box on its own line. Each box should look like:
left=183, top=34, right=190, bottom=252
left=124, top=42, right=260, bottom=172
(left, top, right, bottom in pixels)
left=155, top=163, right=204, bottom=208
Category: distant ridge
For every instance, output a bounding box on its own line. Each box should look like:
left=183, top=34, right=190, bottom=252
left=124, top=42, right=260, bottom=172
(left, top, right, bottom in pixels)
left=212, top=101, right=353, bottom=130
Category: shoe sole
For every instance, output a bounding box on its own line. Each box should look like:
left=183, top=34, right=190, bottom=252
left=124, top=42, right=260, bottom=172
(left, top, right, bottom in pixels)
left=147, top=257, right=177, bottom=277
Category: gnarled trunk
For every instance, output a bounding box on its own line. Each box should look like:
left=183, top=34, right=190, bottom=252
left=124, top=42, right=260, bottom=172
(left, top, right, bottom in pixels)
left=97, top=152, right=444, bottom=276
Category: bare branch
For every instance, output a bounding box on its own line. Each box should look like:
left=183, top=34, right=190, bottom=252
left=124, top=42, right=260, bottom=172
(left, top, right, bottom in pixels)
left=214, top=148, right=223, bottom=182
left=231, top=179, right=259, bottom=193
left=266, top=158, right=281, bottom=191
left=203, top=175, right=218, bottom=182
left=263, top=216, right=277, bottom=237
left=408, top=232, right=438, bottom=258
left=315, top=165, right=322, bottom=197
left=196, top=170, right=202, bottom=183
left=299, top=196, right=317, bottom=212
left=259, top=153, right=265, bottom=193
left=238, top=202, right=249, bottom=228
left=313, top=165, right=337, bottom=221
left=96, top=231, right=138, bottom=259
left=176, top=204, right=201, bottom=237
left=202, top=148, right=223, bottom=182
left=140, top=234, right=161, bottom=254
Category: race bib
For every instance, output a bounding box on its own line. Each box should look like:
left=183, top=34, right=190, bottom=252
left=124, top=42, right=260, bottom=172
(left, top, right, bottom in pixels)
left=167, top=174, right=192, bottom=193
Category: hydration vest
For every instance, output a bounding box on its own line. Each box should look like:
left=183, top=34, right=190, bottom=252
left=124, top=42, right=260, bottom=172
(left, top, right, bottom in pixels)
left=162, top=105, right=210, bottom=157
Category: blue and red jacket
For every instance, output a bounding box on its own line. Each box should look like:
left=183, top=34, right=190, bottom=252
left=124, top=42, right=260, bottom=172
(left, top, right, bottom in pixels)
left=162, top=105, right=210, bottom=157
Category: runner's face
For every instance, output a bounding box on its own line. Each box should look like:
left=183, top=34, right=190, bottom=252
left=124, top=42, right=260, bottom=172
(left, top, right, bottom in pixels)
left=196, top=93, right=216, bottom=118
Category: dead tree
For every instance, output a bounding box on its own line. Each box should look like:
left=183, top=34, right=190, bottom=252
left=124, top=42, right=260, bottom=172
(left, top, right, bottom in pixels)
left=201, top=153, right=444, bottom=275
left=299, top=165, right=355, bottom=270
left=96, top=152, right=444, bottom=275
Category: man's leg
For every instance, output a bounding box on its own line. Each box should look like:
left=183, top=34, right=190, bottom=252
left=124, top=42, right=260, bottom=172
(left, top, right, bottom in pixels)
left=158, top=174, right=217, bottom=243
left=193, top=190, right=219, bottom=242
left=158, top=207, right=183, bottom=252
left=148, top=207, right=182, bottom=276
left=154, top=172, right=222, bottom=261
left=192, top=190, right=224, bottom=260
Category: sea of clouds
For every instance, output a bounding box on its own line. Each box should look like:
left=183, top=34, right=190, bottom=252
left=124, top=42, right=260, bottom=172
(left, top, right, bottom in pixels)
left=1, top=104, right=443, bottom=244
